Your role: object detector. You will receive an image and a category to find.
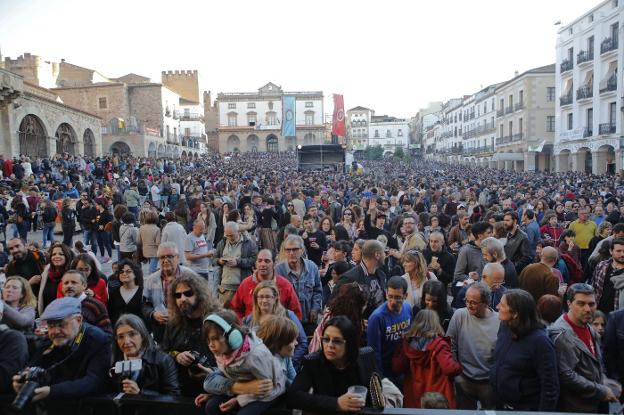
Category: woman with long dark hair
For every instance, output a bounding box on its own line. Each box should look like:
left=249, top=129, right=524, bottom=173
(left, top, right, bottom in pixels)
left=411, top=280, right=454, bottom=331
left=107, top=259, right=144, bottom=325
left=491, top=289, right=559, bottom=411
left=65, top=253, right=109, bottom=305
left=288, top=315, right=377, bottom=413
left=37, top=242, right=74, bottom=314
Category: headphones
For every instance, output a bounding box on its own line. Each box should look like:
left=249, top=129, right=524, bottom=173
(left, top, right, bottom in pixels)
left=204, top=314, right=243, bottom=350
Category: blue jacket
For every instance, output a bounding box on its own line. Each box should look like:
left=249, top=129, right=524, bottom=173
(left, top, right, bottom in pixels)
left=31, top=323, right=111, bottom=399
left=524, top=221, right=540, bottom=257
left=275, top=259, right=322, bottom=324
left=603, top=308, right=624, bottom=384
left=491, top=324, right=559, bottom=411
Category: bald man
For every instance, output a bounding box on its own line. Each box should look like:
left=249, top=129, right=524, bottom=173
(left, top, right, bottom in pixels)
left=518, top=246, right=560, bottom=303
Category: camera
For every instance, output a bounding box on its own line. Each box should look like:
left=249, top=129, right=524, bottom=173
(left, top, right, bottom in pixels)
left=111, top=359, right=143, bottom=382
left=12, top=367, right=50, bottom=411
left=189, top=351, right=210, bottom=374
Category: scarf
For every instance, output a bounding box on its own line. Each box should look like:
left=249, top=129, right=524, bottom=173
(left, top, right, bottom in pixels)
left=215, top=335, right=251, bottom=368
left=47, top=268, right=63, bottom=283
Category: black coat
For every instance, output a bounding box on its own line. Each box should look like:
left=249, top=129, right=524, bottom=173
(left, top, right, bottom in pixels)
left=287, top=347, right=377, bottom=413
left=422, top=246, right=456, bottom=286
left=337, top=264, right=387, bottom=319
left=603, top=308, right=624, bottom=385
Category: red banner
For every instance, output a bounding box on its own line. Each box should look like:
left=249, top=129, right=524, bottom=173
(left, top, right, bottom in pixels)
left=332, top=94, right=346, bottom=137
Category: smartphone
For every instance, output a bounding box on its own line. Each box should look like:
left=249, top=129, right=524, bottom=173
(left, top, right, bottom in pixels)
left=113, top=359, right=142, bottom=374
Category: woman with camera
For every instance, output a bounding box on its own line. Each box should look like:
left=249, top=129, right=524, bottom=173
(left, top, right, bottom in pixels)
left=111, top=313, right=180, bottom=396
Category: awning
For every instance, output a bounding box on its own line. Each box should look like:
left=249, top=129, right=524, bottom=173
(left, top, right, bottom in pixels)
left=528, top=140, right=545, bottom=152
left=491, top=152, right=524, bottom=161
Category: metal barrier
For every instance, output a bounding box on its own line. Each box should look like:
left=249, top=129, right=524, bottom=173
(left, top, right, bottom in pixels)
left=0, top=394, right=605, bottom=415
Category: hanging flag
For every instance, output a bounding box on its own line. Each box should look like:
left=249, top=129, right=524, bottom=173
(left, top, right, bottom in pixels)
left=282, top=96, right=296, bottom=137
left=332, top=94, right=346, bottom=137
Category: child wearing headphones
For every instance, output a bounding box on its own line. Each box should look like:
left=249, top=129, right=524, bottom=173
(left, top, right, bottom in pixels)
left=197, top=310, right=285, bottom=415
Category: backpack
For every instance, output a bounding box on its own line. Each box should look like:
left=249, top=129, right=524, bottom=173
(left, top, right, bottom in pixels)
left=560, top=252, right=583, bottom=283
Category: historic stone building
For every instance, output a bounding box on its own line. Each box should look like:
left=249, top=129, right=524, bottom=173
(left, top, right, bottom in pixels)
left=0, top=66, right=102, bottom=159
left=216, top=82, right=324, bottom=153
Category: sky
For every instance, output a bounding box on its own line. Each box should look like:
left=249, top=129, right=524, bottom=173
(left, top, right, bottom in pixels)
left=0, top=0, right=598, bottom=118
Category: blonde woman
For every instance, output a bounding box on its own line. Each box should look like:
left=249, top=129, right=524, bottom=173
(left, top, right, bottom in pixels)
left=242, top=280, right=308, bottom=367
left=400, top=249, right=437, bottom=308
left=2, top=276, right=36, bottom=331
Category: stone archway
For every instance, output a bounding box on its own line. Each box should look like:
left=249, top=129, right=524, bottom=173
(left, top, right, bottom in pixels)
left=247, top=134, right=259, bottom=152
left=266, top=134, right=278, bottom=152
left=148, top=142, right=157, bottom=158
left=597, top=144, right=616, bottom=174
left=577, top=147, right=592, bottom=173
left=558, top=149, right=571, bottom=172
left=55, top=123, right=77, bottom=155
left=181, top=151, right=187, bottom=160
left=83, top=129, right=96, bottom=158
left=157, top=144, right=165, bottom=158
left=18, top=114, right=48, bottom=158
left=227, top=135, right=240, bottom=152
left=110, top=141, right=131, bottom=155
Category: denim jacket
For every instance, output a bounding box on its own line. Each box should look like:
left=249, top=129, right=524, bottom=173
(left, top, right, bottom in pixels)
left=275, top=259, right=322, bottom=324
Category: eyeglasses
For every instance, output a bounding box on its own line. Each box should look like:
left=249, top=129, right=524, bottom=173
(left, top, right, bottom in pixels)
left=343, top=211, right=353, bottom=216
left=465, top=299, right=483, bottom=307
left=287, top=204, right=294, bottom=207
left=321, top=337, right=346, bottom=346
left=173, top=289, right=194, bottom=299
left=407, top=249, right=421, bottom=256
left=159, top=254, right=177, bottom=260
left=285, top=247, right=300, bottom=252
left=119, top=269, right=134, bottom=275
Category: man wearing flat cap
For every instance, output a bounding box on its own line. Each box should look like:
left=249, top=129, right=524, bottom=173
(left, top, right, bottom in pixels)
left=12, top=297, right=111, bottom=408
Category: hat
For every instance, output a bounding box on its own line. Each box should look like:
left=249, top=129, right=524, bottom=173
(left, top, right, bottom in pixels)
left=40, top=297, right=81, bottom=321
left=458, top=203, right=466, bottom=209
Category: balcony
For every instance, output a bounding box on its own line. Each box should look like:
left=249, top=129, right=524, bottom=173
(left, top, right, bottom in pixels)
left=505, top=106, right=514, bottom=114
left=512, top=133, right=524, bottom=142
left=599, top=122, right=616, bottom=134
left=560, top=92, right=573, bottom=106
left=576, top=84, right=593, bottom=100
left=601, top=37, right=618, bottom=55
left=583, top=127, right=593, bottom=138
left=496, top=136, right=512, bottom=145
left=180, top=113, right=202, bottom=121
left=577, top=49, right=594, bottom=65
left=514, top=101, right=524, bottom=111
left=599, top=74, right=617, bottom=94
left=496, top=109, right=504, bottom=117
left=560, top=59, right=573, bottom=73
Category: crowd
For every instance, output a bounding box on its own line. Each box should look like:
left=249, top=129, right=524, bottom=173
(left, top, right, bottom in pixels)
left=0, top=151, right=624, bottom=414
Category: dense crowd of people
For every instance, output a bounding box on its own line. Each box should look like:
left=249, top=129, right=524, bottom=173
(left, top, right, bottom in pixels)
left=1, top=151, right=624, bottom=414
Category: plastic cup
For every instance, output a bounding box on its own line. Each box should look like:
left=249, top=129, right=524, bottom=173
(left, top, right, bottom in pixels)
left=347, top=385, right=367, bottom=402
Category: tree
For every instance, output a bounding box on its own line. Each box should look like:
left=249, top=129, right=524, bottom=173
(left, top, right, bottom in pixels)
left=363, top=145, right=384, bottom=160
left=393, top=146, right=405, bottom=160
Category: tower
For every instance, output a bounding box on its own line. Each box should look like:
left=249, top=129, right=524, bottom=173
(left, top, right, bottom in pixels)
left=161, top=70, right=200, bottom=103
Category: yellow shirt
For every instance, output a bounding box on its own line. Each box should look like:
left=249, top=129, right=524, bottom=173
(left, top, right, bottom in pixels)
left=569, top=219, right=597, bottom=249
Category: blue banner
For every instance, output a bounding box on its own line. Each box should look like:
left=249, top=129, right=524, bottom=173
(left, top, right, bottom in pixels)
left=282, top=95, right=296, bottom=137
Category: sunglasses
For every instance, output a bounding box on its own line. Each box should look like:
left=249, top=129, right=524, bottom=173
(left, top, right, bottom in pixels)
left=173, top=289, right=194, bottom=299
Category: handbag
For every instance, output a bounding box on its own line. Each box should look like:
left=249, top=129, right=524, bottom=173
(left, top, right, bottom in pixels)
left=369, top=372, right=385, bottom=409
left=370, top=372, right=403, bottom=409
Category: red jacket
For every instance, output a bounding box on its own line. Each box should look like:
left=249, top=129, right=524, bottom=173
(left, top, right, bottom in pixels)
left=392, top=336, right=462, bottom=408
left=229, top=273, right=302, bottom=320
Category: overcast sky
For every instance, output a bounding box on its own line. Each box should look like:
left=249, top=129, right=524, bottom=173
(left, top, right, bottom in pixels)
left=0, top=0, right=597, bottom=118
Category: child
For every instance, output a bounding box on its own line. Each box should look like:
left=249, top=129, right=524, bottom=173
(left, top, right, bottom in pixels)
left=256, top=316, right=298, bottom=387
left=197, top=310, right=285, bottom=415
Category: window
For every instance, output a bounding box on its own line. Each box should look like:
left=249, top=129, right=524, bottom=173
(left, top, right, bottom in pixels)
left=546, top=116, right=555, bottom=132
left=484, top=102, right=487, bottom=113
left=98, top=97, right=107, bottom=109
left=589, top=14, right=594, bottom=23
left=398, top=129, right=403, bottom=137
left=267, top=112, right=277, bottom=125
left=227, top=114, right=237, bottom=127
left=305, top=112, right=314, bottom=125
left=247, top=103, right=256, bottom=109
left=612, top=22, right=619, bottom=40
left=247, top=113, right=257, bottom=126
left=588, top=36, right=595, bottom=54
left=305, top=101, right=313, bottom=108
left=185, top=128, right=191, bottom=137
left=499, top=125, right=504, bottom=138
left=268, top=101, right=274, bottom=110
left=519, top=90, right=524, bottom=105
left=567, top=113, right=573, bottom=130
left=519, top=118, right=523, bottom=133
left=546, top=87, right=555, bottom=102
left=374, top=130, right=379, bottom=138
left=459, top=113, right=463, bottom=121
left=386, top=130, right=392, bottom=138
left=228, top=103, right=236, bottom=109
left=610, top=102, right=617, bottom=124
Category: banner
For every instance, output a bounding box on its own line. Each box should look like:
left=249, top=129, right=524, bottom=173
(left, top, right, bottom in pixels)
left=282, top=95, right=296, bottom=137
left=332, top=94, right=346, bottom=137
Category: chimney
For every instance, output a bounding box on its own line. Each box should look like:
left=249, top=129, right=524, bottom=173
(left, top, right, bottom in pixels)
left=514, top=70, right=519, bottom=77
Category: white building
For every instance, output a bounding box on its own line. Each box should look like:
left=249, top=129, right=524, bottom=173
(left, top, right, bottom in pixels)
left=179, top=98, right=206, bottom=152
left=216, top=82, right=324, bottom=153
left=368, top=115, right=410, bottom=155
left=554, top=0, right=623, bottom=173
left=347, top=106, right=373, bottom=152
left=464, top=84, right=498, bottom=166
